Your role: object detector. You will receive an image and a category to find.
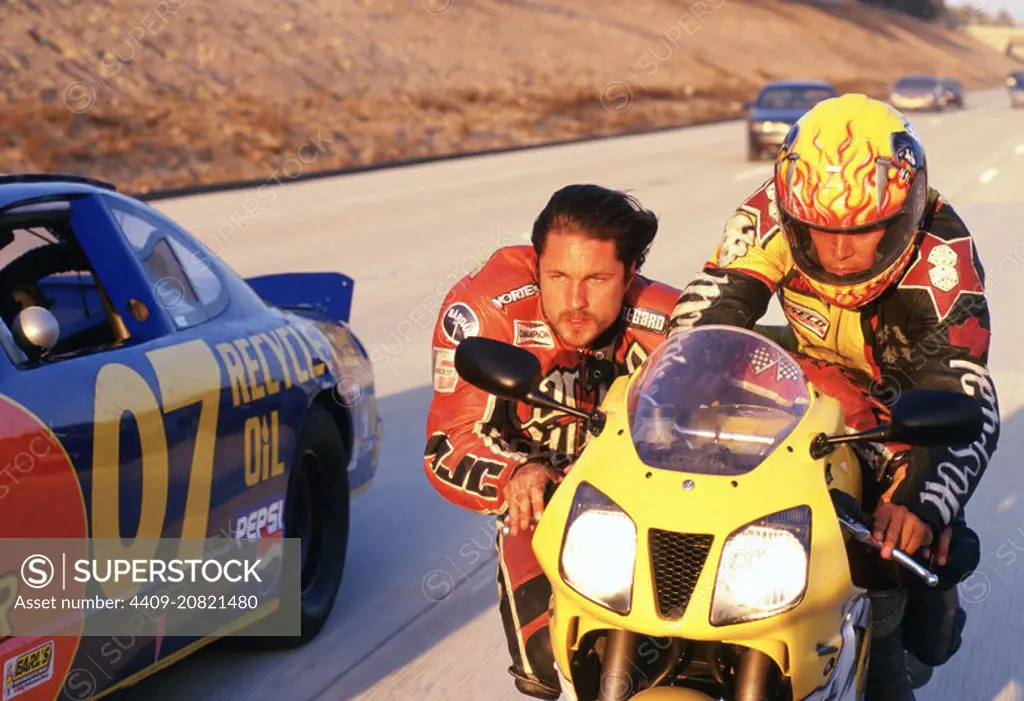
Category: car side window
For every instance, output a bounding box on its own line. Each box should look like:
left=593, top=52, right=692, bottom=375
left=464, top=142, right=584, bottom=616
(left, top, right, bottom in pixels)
left=104, top=197, right=228, bottom=329
left=0, top=213, right=126, bottom=365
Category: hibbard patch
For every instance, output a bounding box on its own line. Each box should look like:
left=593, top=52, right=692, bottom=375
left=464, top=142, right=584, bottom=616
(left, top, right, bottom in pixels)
left=492, top=283, right=539, bottom=311
left=514, top=320, right=554, bottom=348
left=622, top=306, right=668, bottom=334
left=4, top=641, right=55, bottom=700
left=433, top=347, right=458, bottom=393
left=782, top=297, right=830, bottom=340
left=442, top=303, right=480, bottom=343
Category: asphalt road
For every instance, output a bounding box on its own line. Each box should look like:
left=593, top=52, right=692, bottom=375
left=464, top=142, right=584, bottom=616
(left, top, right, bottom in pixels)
left=125, top=87, right=1024, bottom=701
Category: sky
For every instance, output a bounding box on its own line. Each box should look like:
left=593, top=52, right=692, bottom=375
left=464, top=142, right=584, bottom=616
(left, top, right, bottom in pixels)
left=972, top=0, right=1023, bottom=21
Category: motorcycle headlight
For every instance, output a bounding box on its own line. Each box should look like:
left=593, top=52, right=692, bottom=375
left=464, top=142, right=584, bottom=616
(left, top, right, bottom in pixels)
left=559, top=482, right=636, bottom=615
left=710, top=506, right=811, bottom=626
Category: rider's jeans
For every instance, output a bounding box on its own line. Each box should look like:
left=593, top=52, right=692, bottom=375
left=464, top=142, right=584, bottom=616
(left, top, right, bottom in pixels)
left=866, top=587, right=916, bottom=701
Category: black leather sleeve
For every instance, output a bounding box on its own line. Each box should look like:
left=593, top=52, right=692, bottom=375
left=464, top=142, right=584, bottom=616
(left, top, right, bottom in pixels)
left=669, top=265, right=774, bottom=332
left=888, top=208, right=1000, bottom=532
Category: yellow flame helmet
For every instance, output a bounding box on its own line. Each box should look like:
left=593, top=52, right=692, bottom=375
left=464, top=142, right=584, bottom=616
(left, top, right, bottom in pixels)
left=774, top=94, right=929, bottom=309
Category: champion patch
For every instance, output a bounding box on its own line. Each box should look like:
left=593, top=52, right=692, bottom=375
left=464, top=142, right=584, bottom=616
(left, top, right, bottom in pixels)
left=514, top=320, right=554, bottom=348
left=782, top=297, right=830, bottom=340
left=622, top=306, right=668, bottom=334
left=491, top=283, right=539, bottom=311
left=441, top=303, right=480, bottom=343
left=432, top=347, right=458, bottom=393
left=4, top=641, right=55, bottom=700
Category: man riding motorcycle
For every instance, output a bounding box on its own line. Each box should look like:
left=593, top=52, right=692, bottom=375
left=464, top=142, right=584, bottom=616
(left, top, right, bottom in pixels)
left=669, top=93, right=999, bottom=699
left=424, top=184, right=683, bottom=699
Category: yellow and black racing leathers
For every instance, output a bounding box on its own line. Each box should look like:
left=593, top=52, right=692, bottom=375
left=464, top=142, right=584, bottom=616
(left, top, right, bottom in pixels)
left=668, top=178, right=999, bottom=537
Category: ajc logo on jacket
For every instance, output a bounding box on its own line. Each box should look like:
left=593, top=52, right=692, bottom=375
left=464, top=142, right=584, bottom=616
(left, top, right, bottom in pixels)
left=442, top=303, right=480, bottom=343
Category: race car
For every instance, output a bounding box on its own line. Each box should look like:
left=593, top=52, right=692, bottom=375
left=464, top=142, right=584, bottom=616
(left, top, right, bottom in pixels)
left=0, top=174, right=382, bottom=700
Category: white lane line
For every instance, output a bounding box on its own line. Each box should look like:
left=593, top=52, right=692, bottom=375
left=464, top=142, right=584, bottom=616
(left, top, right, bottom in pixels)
left=979, top=168, right=998, bottom=184
left=1016, top=143, right=1024, bottom=156
left=734, top=166, right=769, bottom=182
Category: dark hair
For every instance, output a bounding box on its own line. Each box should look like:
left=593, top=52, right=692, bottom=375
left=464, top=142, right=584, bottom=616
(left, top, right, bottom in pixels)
left=531, top=184, right=658, bottom=273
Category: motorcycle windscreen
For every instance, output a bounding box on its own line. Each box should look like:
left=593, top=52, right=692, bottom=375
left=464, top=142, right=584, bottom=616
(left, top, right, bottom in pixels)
left=627, top=326, right=811, bottom=476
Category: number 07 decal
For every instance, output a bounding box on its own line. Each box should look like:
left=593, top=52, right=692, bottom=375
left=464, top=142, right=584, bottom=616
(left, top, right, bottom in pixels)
left=91, top=339, right=222, bottom=599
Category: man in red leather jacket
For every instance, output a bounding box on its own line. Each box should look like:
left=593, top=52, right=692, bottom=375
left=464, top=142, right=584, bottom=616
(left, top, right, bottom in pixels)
left=424, top=184, right=682, bottom=699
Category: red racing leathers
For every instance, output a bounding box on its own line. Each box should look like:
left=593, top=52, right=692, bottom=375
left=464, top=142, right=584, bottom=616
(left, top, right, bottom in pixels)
left=669, top=178, right=1000, bottom=537
left=424, top=244, right=681, bottom=692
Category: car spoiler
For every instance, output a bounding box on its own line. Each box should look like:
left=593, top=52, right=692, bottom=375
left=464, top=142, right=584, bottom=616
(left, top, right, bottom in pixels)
left=245, top=272, right=354, bottom=324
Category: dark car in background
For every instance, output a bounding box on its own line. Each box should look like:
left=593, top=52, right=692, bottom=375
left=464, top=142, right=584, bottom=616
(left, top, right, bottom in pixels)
left=939, top=77, right=965, bottom=109
left=889, top=75, right=956, bottom=112
left=745, top=80, right=837, bottom=161
left=1007, top=70, right=1024, bottom=108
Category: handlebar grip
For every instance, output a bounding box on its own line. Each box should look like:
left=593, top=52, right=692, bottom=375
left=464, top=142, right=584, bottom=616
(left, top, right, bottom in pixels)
left=888, top=547, right=940, bottom=587
left=836, top=513, right=940, bottom=587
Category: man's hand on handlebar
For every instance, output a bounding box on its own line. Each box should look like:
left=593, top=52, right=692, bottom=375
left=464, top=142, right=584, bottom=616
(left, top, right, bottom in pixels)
left=504, top=461, right=563, bottom=537
left=879, top=463, right=952, bottom=566
left=872, top=502, right=934, bottom=560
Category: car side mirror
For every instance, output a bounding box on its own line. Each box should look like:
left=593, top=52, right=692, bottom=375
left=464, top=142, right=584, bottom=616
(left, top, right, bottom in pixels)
left=12, top=306, right=60, bottom=359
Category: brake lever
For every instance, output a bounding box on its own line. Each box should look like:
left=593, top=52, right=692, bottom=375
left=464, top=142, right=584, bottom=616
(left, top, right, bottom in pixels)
left=837, top=512, right=939, bottom=587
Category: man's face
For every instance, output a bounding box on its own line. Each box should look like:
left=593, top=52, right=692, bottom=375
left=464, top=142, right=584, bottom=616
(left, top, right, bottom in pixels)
left=808, top=226, right=885, bottom=276
left=537, top=229, right=632, bottom=349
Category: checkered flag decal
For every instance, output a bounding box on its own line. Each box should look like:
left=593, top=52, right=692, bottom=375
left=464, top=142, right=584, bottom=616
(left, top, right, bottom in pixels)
left=776, top=358, right=802, bottom=383
left=749, top=347, right=778, bottom=375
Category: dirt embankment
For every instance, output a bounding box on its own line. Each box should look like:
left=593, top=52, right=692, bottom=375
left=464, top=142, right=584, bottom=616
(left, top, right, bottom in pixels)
left=1, top=0, right=1019, bottom=194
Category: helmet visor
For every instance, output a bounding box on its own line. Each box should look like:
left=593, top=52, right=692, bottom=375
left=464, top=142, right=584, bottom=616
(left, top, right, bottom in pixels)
left=781, top=172, right=928, bottom=287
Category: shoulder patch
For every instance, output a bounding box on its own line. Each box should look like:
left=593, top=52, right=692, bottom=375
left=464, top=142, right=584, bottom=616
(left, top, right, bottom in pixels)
left=717, top=212, right=759, bottom=267
left=737, top=179, right=782, bottom=246
left=442, top=302, right=480, bottom=343
left=491, top=283, right=539, bottom=311
left=432, top=347, right=458, bottom=393
left=898, top=233, right=984, bottom=322
left=622, top=305, right=668, bottom=335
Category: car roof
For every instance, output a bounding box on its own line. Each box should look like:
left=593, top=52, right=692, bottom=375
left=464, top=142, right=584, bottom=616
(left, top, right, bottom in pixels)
left=759, top=80, right=835, bottom=90
left=0, top=174, right=117, bottom=212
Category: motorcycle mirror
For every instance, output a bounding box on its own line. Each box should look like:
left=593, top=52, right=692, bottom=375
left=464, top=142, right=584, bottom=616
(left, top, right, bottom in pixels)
left=454, top=336, right=544, bottom=401
left=887, top=388, right=986, bottom=447
left=812, top=388, right=985, bottom=458
left=453, top=336, right=602, bottom=426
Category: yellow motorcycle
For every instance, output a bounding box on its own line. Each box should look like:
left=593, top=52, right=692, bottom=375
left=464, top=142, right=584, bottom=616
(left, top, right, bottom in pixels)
left=455, top=325, right=983, bottom=701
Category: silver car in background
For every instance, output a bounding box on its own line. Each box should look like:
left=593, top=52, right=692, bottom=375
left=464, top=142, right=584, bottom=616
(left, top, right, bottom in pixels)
left=889, top=75, right=949, bottom=112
